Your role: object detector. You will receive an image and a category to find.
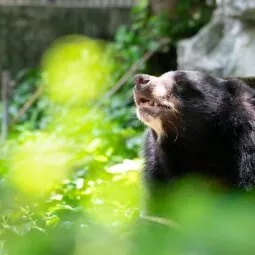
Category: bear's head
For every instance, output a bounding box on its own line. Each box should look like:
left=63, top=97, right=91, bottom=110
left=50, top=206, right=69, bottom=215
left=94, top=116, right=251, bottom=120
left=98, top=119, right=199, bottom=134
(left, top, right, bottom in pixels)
left=133, top=71, right=255, bottom=142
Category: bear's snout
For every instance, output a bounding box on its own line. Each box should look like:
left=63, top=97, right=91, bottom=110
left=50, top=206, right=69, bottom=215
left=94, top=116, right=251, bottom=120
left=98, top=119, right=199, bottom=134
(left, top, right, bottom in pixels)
left=133, top=73, right=174, bottom=102
left=134, top=74, right=151, bottom=88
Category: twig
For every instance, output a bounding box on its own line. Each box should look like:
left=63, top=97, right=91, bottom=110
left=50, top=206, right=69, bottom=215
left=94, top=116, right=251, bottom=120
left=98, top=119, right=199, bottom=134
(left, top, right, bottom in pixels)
left=105, top=51, right=153, bottom=98
left=10, top=86, right=44, bottom=126
left=1, top=71, right=9, bottom=141
left=141, top=214, right=181, bottom=231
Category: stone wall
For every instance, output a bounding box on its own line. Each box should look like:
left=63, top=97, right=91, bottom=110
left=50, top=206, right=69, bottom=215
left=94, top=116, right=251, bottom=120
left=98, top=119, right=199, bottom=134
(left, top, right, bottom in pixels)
left=0, top=0, right=135, bottom=7
left=177, top=0, right=255, bottom=77
left=0, top=6, right=131, bottom=73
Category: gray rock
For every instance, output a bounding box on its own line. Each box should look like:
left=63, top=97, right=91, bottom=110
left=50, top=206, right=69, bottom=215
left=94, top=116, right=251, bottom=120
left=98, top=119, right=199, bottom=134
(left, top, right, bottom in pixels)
left=177, top=0, right=255, bottom=77
left=223, top=0, right=255, bottom=20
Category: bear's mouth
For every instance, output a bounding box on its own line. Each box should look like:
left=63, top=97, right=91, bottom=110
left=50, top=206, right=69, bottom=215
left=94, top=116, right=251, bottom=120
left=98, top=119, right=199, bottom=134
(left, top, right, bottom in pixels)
left=137, top=97, right=172, bottom=110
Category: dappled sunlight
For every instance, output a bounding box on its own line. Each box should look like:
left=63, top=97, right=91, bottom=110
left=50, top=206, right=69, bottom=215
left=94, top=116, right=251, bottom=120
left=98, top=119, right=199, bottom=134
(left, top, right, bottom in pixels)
left=47, top=106, right=96, bottom=138
left=86, top=161, right=141, bottom=229
left=73, top=224, right=129, bottom=255
left=10, top=132, right=73, bottom=194
left=107, top=158, right=143, bottom=174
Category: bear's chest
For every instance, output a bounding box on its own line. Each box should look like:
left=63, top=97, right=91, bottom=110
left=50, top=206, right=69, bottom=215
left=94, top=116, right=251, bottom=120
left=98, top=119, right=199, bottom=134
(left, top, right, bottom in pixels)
left=159, top=145, right=231, bottom=183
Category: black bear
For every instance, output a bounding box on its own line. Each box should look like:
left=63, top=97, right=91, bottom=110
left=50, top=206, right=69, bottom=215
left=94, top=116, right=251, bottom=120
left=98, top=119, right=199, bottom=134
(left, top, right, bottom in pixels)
left=133, top=71, right=255, bottom=191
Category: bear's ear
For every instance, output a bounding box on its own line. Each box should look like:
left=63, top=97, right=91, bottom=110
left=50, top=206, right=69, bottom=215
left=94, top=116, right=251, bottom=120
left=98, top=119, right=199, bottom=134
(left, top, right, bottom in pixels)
left=224, top=79, right=238, bottom=96
left=225, top=77, right=255, bottom=88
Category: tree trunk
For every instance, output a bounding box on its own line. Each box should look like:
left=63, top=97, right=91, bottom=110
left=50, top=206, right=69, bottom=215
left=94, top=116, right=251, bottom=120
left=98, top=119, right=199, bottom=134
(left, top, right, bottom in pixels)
left=149, top=0, right=179, bottom=15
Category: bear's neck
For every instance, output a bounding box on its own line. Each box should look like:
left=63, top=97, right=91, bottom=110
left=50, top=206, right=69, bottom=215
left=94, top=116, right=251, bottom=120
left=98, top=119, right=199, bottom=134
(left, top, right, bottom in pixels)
left=156, top=133, right=230, bottom=183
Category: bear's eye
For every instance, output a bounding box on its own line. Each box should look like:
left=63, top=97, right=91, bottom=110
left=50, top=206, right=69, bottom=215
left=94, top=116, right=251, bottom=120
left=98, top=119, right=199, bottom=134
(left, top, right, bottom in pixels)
left=173, top=73, right=191, bottom=92
left=174, top=78, right=193, bottom=93
left=174, top=79, right=203, bottom=99
left=174, top=80, right=186, bottom=93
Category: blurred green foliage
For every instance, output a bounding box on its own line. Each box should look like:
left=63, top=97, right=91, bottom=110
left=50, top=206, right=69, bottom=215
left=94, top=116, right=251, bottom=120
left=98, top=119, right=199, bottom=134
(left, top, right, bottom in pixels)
left=4, top=1, right=255, bottom=255
left=8, top=68, right=49, bottom=130
left=0, top=34, right=143, bottom=255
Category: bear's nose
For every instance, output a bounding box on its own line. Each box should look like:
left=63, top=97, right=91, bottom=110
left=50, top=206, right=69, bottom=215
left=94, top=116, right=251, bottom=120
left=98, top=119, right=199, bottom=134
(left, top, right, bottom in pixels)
left=134, top=74, right=151, bottom=89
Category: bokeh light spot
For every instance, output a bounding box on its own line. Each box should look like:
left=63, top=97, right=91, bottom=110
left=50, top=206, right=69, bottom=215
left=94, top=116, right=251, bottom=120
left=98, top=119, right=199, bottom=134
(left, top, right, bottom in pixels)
left=10, top=132, right=72, bottom=194
left=42, top=35, right=114, bottom=105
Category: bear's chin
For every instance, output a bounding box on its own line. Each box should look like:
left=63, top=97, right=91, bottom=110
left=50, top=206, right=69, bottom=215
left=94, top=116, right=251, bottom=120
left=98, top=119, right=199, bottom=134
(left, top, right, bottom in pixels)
left=137, top=109, right=180, bottom=141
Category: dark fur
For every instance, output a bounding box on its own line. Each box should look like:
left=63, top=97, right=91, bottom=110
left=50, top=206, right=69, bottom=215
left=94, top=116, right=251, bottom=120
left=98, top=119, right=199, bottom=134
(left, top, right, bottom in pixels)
left=139, top=71, right=255, bottom=190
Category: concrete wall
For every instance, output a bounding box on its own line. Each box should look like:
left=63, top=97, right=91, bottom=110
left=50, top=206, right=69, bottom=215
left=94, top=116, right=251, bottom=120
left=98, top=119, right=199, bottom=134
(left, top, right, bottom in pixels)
left=0, top=6, right=131, bottom=73
left=0, top=0, right=135, bottom=7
